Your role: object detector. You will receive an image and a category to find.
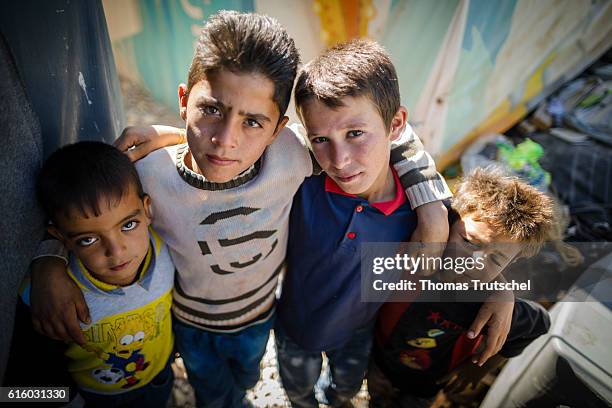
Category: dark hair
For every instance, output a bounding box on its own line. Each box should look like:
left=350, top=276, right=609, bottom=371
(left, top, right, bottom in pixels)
left=187, top=11, right=300, bottom=118
left=294, top=39, right=400, bottom=129
left=37, top=141, right=145, bottom=221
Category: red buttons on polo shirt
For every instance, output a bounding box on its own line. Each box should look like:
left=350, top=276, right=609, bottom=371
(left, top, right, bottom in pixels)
left=347, top=232, right=356, bottom=239
left=356, top=205, right=364, bottom=213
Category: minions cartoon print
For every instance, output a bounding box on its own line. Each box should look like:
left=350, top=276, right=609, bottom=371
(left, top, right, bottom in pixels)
left=86, top=316, right=153, bottom=389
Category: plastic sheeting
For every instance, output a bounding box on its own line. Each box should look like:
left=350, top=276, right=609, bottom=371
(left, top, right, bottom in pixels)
left=0, top=0, right=125, bottom=156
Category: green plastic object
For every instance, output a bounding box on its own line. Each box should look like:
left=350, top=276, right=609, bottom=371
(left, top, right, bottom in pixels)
left=496, top=138, right=551, bottom=190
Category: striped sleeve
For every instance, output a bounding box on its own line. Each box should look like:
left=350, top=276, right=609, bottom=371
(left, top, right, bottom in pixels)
left=390, top=124, right=452, bottom=208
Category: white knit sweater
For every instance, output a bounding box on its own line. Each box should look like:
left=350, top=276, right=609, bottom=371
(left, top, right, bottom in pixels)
left=136, top=126, right=313, bottom=332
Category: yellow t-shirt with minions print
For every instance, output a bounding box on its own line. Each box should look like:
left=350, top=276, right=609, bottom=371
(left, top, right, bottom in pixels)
left=22, top=228, right=174, bottom=395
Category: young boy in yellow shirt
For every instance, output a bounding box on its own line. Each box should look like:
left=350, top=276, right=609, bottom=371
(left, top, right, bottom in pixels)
left=21, top=142, right=174, bottom=406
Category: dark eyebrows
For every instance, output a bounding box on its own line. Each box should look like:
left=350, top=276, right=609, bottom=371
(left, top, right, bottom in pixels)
left=194, top=96, right=271, bottom=124
left=343, top=121, right=368, bottom=129
left=305, top=121, right=368, bottom=138
left=67, top=230, right=88, bottom=239
left=195, top=95, right=225, bottom=109
left=238, top=110, right=271, bottom=123
left=66, top=209, right=142, bottom=238
left=116, top=209, right=142, bottom=227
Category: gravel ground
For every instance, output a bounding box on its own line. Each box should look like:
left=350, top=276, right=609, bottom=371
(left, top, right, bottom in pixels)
left=121, top=76, right=370, bottom=408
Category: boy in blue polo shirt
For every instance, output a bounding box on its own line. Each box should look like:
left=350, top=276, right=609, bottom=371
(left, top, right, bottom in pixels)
left=275, top=39, right=513, bottom=407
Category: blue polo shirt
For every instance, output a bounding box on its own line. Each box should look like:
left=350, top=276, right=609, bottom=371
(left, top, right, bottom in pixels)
left=277, top=169, right=417, bottom=351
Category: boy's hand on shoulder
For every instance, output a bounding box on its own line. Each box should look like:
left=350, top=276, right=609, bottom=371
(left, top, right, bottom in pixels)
left=411, top=202, right=449, bottom=276
left=114, top=125, right=186, bottom=162
left=468, top=290, right=514, bottom=366
left=30, top=257, right=89, bottom=346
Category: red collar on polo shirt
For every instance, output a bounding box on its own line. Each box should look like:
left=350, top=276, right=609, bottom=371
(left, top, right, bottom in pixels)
left=324, top=167, right=406, bottom=216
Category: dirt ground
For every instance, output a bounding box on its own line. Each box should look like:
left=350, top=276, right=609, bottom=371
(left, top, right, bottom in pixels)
left=120, top=76, right=369, bottom=408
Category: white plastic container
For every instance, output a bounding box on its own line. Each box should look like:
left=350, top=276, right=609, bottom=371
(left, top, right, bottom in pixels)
left=481, top=253, right=612, bottom=407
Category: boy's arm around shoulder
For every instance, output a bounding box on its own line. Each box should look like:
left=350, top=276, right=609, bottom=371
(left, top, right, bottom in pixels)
left=114, top=125, right=186, bottom=162
left=467, top=286, right=514, bottom=366
left=391, top=125, right=452, bottom=249
left=444, top=299, right=550, bottom=394
left=442, top=299, right=550, bottom=394
left=391, top=124, right=452, bottom=209
left=29, top=239, right=89, bottom=346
